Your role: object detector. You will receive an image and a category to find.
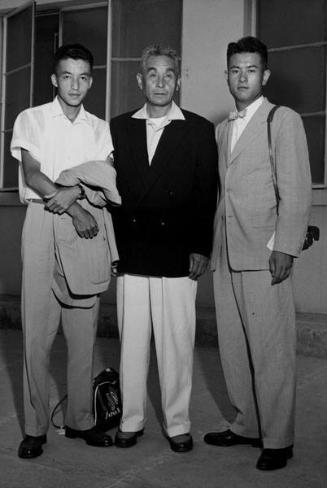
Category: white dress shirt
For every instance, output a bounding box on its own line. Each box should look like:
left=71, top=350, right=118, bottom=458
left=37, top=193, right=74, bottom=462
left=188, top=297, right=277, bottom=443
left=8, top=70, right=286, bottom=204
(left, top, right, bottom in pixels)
left=132, top=101, right=185, bottom=164
left=230, top=96, right=264, bottom=153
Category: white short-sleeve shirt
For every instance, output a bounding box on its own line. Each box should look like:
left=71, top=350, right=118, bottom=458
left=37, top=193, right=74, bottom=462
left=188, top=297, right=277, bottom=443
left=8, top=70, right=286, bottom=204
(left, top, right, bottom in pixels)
left=11, top=97, right=114, bottom=202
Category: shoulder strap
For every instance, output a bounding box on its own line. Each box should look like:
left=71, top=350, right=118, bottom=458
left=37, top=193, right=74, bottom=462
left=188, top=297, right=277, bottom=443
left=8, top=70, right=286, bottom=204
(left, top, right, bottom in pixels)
left=267, top=105, right=281, bottom=203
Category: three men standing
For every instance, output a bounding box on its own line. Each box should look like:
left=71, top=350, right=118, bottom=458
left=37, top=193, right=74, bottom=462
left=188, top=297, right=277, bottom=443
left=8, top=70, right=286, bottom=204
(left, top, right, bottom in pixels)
left=205, top=37, right=312, bottom=470
left=110, top=45, right=218, bottom=452
left=11, top=35, right=312, bottom=470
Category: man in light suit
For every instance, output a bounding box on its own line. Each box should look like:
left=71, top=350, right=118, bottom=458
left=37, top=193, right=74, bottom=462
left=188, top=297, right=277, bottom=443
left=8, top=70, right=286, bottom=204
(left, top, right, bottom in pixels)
left=204, top=37, right=311, bottom=470
left=110, top=45, right=218, bottom=452
left=11, top=44, right=119, bottom=458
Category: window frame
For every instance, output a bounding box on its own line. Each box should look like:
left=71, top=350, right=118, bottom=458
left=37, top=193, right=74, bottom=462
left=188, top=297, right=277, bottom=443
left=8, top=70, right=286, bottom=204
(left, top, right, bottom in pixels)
left=0, top=0, right=35, bottom=190
left=0, top=0, right=183, bottom=196
left=251, top=0, right=327, bottom=190
left=0, top=0, right=110, bottom=194
left=58, top=1, right=111, bottom=119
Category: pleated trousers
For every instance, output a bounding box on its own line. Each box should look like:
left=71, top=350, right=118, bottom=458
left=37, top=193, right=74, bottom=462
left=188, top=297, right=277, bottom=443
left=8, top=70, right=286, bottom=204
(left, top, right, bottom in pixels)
left=21, top=203, right=99, bottom=436
left=116, top=274, right=197, bottom=437
left=213, top=235, right=296, bottom=449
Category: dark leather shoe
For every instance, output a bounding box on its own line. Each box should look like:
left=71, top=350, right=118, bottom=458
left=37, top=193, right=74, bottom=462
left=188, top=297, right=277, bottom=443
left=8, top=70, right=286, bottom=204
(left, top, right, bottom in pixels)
left=18, top=434, right=47, bottom=459
left=204, top=429, right=261, bottom=447
left=114, top=429, right=144, bottom=448
left=65, top=426, right=113, bottom=447
left=256, top=446, right=293, bottom=471
left=168, top=433, right=193, bottom=453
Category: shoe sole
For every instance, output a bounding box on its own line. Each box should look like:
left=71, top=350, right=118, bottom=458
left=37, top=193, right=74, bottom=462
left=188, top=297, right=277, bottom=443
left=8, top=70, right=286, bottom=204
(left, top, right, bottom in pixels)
left=18, top=447, right=43, bottom=459
left=256, top=448, right=293, bottom=471
left=85, top=439, right=113, bottom=447
left=256, top=459, right=288, bottom=471
left=115, top=430, right=144, bottom=448
left=168, top=434, right=193, bottom=453
left=204, top=438, right=261, bottom=447
left=169, top=442, right=193, bottom=453
left=18, top=436, right=47, bottom=459
left=65, top=428, right=113, bottom=447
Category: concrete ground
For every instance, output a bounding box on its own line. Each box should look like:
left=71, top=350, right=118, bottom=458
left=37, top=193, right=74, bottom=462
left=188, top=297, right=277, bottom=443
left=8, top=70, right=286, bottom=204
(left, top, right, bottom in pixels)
left=0, top=330, right=326, bottom=488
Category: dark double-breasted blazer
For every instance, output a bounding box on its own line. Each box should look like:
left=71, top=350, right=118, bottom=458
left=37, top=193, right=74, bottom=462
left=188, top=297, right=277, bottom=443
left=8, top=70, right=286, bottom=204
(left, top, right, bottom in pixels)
left=110, top=108, right=218, bottom=277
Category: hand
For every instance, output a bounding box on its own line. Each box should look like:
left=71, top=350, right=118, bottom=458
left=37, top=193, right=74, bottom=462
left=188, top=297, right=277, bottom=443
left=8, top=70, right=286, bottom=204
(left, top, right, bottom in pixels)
left=189, top=253, right=209, bottom=280
left=71, top=206, right=99, bottom=239
left=44, top=186, right=81, bottom=214
left=269, top=250, right=294, bottom=285
left=111, top=260, right=119, bottom=277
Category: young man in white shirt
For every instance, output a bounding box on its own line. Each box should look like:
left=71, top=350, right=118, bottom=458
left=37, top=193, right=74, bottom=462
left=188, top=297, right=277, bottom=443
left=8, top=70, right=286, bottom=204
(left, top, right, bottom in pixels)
left=11, top=44, right=116, bottom=458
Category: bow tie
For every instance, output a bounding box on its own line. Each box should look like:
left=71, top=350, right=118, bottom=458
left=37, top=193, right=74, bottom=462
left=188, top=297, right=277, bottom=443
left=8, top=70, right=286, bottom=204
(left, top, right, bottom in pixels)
left=228, top=109, right=247, bottom=121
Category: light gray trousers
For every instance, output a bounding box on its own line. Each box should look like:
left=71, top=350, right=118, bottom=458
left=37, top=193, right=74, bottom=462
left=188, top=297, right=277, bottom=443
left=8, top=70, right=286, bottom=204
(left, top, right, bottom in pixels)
left=21, top=203, right=99, bottom=436
left=213, top=237, right=296, bottom=449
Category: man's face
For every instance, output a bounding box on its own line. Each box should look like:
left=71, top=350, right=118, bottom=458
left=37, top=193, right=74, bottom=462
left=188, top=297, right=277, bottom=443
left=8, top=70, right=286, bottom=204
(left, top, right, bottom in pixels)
left=225, top=52, right=270, bottom=109
left=51, top=58, right=93, bottom=111
left=137, top=55, right=180, bottom=108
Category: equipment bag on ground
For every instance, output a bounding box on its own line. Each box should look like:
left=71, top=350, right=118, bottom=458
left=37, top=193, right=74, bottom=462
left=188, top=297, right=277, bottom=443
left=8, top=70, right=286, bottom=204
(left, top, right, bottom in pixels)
left=51, top=367, right=122, bottom=431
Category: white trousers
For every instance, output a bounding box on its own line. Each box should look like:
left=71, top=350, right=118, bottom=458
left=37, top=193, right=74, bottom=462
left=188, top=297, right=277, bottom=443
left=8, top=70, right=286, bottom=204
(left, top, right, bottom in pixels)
left=116, top=274, right=197, bottom=437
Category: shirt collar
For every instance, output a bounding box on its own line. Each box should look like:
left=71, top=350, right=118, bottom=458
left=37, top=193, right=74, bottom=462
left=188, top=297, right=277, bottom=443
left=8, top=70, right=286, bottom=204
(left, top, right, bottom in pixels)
left=132, top=101, right=185, bottom=121
left=51, top=96, right=88, bottom=123
left=233, top=96, right=264, bottom=122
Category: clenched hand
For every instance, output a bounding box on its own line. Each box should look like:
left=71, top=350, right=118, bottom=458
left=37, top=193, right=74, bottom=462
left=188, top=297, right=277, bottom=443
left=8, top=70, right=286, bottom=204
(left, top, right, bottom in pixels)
left=189, top=253, right=209, bottom=280
left=269, top=250, right=294, bottom=285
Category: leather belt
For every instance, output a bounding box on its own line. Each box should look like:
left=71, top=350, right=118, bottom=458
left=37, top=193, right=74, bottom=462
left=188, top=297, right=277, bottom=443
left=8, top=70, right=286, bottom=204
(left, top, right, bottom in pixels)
left=27, top=198, right=44, bottom=204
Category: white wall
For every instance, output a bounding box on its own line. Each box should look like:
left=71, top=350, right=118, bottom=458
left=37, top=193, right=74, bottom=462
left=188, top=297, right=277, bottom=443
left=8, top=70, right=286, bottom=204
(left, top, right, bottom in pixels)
left=293, top=204, right=327, bottom=313
left=179, top=0, right=246, bottom=306
left=181, top=0, right=247, bottom=125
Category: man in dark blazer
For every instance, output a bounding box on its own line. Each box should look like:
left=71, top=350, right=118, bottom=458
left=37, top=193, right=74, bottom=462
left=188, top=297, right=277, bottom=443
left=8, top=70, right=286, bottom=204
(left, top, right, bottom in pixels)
left=110, top=45, right=218, bottom=453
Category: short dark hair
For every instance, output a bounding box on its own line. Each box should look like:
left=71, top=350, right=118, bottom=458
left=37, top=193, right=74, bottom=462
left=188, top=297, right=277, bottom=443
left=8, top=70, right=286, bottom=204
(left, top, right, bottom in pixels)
left=140, top=44, right=180, bottom=76
left=53, top=43, right=94, bottom=74
left=227, top=36, right=268, bottom=69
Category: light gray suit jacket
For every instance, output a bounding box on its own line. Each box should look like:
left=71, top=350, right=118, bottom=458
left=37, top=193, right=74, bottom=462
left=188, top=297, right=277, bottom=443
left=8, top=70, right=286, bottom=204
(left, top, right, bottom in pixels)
left=211, top=98, right=312, bottom=271
left=53, top=161, right=121, bottom=297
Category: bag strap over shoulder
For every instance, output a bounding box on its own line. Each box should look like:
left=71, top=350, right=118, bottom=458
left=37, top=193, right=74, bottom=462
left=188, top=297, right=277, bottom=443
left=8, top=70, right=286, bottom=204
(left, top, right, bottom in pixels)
left=267, top=105, right=281, bottom=204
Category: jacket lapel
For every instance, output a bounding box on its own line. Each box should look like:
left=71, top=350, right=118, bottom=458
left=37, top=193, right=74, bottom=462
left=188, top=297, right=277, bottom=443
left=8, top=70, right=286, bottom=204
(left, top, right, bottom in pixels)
left=142, top=119, right=190, bottom=197
left=228, top=99, right=273, bottom=165
left=150, top=119, right=188, bottom=171
left=223, top=120, right=233, bottom=166
left=124, top=114, right=190, bottom=205
left=125, top=117, right=149, bottom=193
left=217, top=119, right=231, bottom=169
